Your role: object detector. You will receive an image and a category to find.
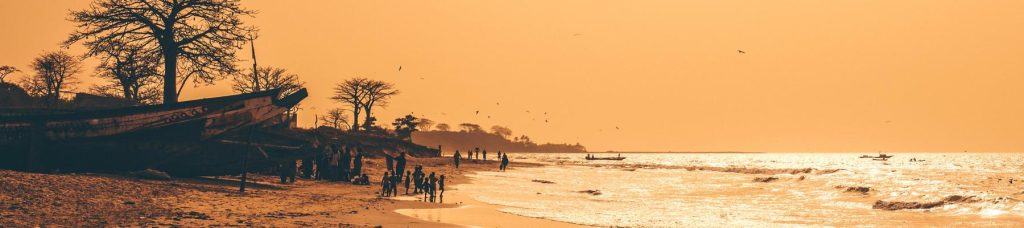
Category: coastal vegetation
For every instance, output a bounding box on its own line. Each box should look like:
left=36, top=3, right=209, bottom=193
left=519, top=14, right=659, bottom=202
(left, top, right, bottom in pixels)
left=411, top=124, right=586, bottom=152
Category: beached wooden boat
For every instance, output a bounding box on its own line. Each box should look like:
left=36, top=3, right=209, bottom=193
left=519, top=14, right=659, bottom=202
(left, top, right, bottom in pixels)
left=0, top=88, right=308, bottom=175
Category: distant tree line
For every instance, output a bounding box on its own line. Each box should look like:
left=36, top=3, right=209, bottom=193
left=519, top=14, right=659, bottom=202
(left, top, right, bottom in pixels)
left=410, top=124, right=587, bottom=152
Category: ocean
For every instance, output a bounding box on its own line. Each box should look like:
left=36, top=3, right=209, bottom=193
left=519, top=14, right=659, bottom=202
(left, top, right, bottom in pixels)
left=455, top=152, right=1024, bottom=227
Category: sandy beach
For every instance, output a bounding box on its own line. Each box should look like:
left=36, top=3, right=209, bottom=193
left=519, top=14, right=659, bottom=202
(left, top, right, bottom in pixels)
left=0, top=156, right=569, bottom=227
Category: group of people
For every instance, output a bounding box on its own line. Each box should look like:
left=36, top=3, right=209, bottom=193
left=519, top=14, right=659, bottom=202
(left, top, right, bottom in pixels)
left=380, top=164, right=446, bottom=203
left=451, top=147, right=512, bottom=171
left=278, top=144, right=367, bottom=184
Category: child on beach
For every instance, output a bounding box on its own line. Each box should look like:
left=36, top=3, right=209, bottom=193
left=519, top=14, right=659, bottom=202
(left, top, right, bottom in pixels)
left=438, top=175, right=446, bottom=203
left=390, top=172, right=400, bottom=197
left=404, top=171, right=411, bottom=194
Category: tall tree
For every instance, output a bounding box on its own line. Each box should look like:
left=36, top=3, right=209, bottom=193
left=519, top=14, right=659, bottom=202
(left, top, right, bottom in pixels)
left=392, top=114, right=419, bottom=140
left=0, top=66, right=18, bottom=84
left=435, top=123, right=451, bottom=132
left=360, top=79, right=399, bottom=130
left=22, top=51, right=82, bottom=104
left=231, top=66, right=304, bottom=95
left=332, top=78, right=369, bottom=131
left=490, top=125, right=513, bottom=138
left=94, top=41, right=162, bottom=104
left=65, top=0, right=256, bottom=104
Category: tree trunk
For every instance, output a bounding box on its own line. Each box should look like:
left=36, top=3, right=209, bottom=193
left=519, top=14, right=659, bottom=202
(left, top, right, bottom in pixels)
left=362, top=103, right=373, bottom=130
left=162, top=47, right=178, bottom=104
left=351, top=108, right=361, bottom=131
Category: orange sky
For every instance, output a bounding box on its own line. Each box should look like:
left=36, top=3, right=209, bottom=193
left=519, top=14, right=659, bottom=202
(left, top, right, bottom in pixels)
left=3, top=1, right=1024, bottom=152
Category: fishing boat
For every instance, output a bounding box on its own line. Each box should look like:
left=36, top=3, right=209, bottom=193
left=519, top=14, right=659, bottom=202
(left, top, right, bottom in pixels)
left=0, top=88, right=308, bottom=175
left=859, top=153, right=894, bottom=161
left=585, top=155, right=626, bottom=160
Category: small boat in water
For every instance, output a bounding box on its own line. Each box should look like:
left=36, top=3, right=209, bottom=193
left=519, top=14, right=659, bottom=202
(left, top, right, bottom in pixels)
left=585, top=154, right=626, bottom=160
left=859, top=153, right=894, bottom=161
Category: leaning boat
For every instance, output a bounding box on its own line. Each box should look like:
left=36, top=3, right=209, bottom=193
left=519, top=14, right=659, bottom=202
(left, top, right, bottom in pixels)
left=0, top=88, right=308, bottom=175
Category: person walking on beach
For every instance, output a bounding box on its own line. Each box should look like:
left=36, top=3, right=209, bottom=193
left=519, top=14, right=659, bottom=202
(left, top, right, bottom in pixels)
left=428, top=172, right=438, bottom=203
left=475, top=147, right=480, bottom=160
left=390, top=172, right=400, bottom=197
left=453, top=150, right=461, bottom=168
left=404, top=170, right=411, bottom=194
left=501, top=153, right=510, bottom=171
left=483, top=149, right=487, bottom=161
left=422, top=174, right=430, bottom=201
left=438, top=175, right=446, bottom=203
left=412, top=166, right=424, bottom=194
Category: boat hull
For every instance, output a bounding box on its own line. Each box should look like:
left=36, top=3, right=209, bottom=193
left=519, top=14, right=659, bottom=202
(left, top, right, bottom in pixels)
left=0, top=89, right=308, bottom=175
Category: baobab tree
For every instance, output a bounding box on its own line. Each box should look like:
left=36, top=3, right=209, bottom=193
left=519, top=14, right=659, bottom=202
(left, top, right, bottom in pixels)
left=360, top=79, right=399, bottom=130
left=231, top=66, right=304, bottom=95
left=332, top=78, right=369, bottom=131
left=93, top=41, right=162, bottom=104
left=65, top=0, right=257, bottom=104
left=22, top=51, right=82, bottom=104
left=318, top=108, right=349, bottom=130
left=0, top=66, right=18, bottom=84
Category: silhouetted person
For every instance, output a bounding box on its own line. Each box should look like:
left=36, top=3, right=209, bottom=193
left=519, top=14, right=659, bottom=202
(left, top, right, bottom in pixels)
left=453, top=150, right=461, bottom=168
left=340, top=146, right=351, bottom=181
left=501, top=153, right=510, bottom=171
left=386, top=153, right=394, bottom=172
left=390, top=172, right=400, bottom=197
left=439, top=175, right=446, bottom=203
left=381, top=171, right=390, bottom=197
left=352, top=147, right=364, bottom=176
left=301, top=158, right=313, bottom=179
left=475, top=148, right=481, bottom=160
left=428, top=172, right=438, bottom=203
left=396, top=152, right=407, bottom=179
left=483, top=149, right=487, bottom=161
left=404, top=170, right=411, bottom=194
left=413, top=165, right=424, bottom=194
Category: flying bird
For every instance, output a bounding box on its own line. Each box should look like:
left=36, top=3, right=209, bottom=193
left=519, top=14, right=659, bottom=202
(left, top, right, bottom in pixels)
left=737, top=50, right=746, bottom=54
left=616, top=126, right=620, bottom=130
left=398, top=65, right=403, bottom=71
left=545, top=119, right=549, bottom=123
left=487, top=116, right=491, bottom=119
left=475, top=110, right=479, bottom=115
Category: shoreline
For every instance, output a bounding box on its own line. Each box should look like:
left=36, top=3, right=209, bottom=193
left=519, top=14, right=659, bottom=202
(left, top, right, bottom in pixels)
left=391, top=164, right=584, bottom=228
left=0, top=156, right=574, bottom=227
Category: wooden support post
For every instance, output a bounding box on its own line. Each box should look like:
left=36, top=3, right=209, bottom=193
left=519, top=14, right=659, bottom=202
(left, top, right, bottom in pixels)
left=28, top=120, right=44, bottom=172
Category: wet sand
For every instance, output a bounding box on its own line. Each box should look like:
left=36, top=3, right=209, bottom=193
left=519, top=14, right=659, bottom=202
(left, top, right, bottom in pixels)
left=0, top=156, right=566, bottom=227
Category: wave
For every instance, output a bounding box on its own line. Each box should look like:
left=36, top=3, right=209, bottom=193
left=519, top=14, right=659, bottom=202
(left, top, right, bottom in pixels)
left=872, top=195, right=980, bottom=210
